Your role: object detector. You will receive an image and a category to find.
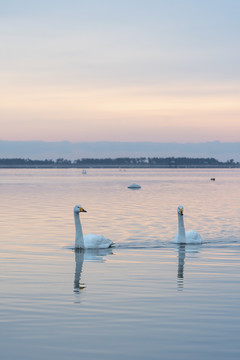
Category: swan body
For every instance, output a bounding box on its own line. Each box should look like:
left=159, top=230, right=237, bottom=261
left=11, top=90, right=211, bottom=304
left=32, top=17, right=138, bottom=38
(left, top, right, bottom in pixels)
left=74, top=205, right=113, bottom=249
left=174, top=205, right=203, bottom=244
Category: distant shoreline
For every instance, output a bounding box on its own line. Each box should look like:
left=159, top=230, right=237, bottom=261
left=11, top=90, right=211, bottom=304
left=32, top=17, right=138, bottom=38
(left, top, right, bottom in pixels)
left=0, top=156, right=239, bottom=169
left=0, top=165, right=239, bottom=169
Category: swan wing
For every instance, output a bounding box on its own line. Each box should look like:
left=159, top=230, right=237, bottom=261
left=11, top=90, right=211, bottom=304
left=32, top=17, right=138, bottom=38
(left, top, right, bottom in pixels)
left=185, top=230, right=202, bottom=244
left=83, top=234, right=113, bottom=249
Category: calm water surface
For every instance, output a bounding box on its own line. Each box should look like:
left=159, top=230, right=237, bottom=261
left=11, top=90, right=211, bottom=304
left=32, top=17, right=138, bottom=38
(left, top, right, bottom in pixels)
left=0, top=169, right=240, bottom=359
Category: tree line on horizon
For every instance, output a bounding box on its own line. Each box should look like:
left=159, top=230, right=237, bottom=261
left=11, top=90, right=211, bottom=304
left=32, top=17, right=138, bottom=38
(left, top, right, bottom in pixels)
left=0, top=157, right=238, bottom=167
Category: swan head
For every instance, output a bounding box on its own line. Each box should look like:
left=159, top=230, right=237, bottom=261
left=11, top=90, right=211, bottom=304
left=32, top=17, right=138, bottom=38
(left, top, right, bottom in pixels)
left=177, top=206, right=184, bottom=216
left=74, top=205, right=87, bottom=214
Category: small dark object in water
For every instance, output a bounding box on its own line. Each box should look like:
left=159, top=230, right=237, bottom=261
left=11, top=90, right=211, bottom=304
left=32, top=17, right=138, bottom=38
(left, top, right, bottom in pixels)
left=128, top=183, right=141, bottom=189
left=210, top=178, right=215, bottom=181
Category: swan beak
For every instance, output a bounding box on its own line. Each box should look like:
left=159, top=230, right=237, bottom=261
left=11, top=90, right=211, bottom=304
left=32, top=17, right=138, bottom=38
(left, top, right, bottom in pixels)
left=179, top=209, right=183, bottom=216
left=79, top=207, right=87, bottom=213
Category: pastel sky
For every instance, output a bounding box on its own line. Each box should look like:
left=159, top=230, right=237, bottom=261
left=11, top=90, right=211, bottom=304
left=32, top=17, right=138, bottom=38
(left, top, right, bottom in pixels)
left=0, top=0, right=239, bottom=142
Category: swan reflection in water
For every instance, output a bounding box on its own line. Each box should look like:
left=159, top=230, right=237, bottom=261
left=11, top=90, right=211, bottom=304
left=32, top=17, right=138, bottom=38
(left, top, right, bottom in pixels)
left=175, top=243, right=202, bottom=291
left=74, top=248, right=113, bottom=293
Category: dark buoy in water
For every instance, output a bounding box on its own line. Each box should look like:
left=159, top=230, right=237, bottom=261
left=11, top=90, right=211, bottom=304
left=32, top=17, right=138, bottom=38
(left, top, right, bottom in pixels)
left=210, top=178, right=215, bottom=181
left=128, top=183, right=141, bottom=189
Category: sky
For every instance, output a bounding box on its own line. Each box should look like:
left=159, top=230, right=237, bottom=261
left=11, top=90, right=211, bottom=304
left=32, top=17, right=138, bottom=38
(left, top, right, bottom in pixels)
left=0, top=0, right=239, bottom=143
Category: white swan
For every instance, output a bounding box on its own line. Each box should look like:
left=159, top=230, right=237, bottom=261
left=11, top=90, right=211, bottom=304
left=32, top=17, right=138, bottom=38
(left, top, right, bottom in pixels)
left=174, top=205, right=203, bottom=244
left=74, top=205, right=113, bottom=249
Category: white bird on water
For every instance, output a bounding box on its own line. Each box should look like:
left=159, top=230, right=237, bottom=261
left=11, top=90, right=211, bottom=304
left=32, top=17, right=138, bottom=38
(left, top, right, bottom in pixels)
left=74, top=205, right=113, bottom=249
left=174, top=205, right=203, bottom=244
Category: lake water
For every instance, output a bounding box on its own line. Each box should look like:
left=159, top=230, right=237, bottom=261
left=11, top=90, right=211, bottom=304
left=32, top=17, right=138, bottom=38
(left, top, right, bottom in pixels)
left=0, top=169, right=240, bottom=359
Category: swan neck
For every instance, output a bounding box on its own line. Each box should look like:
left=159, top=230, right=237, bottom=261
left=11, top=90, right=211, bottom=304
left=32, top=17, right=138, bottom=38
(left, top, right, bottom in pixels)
left=74, top=212, right=84, bottom=249
left=178, top=214, right=186, bottom=242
